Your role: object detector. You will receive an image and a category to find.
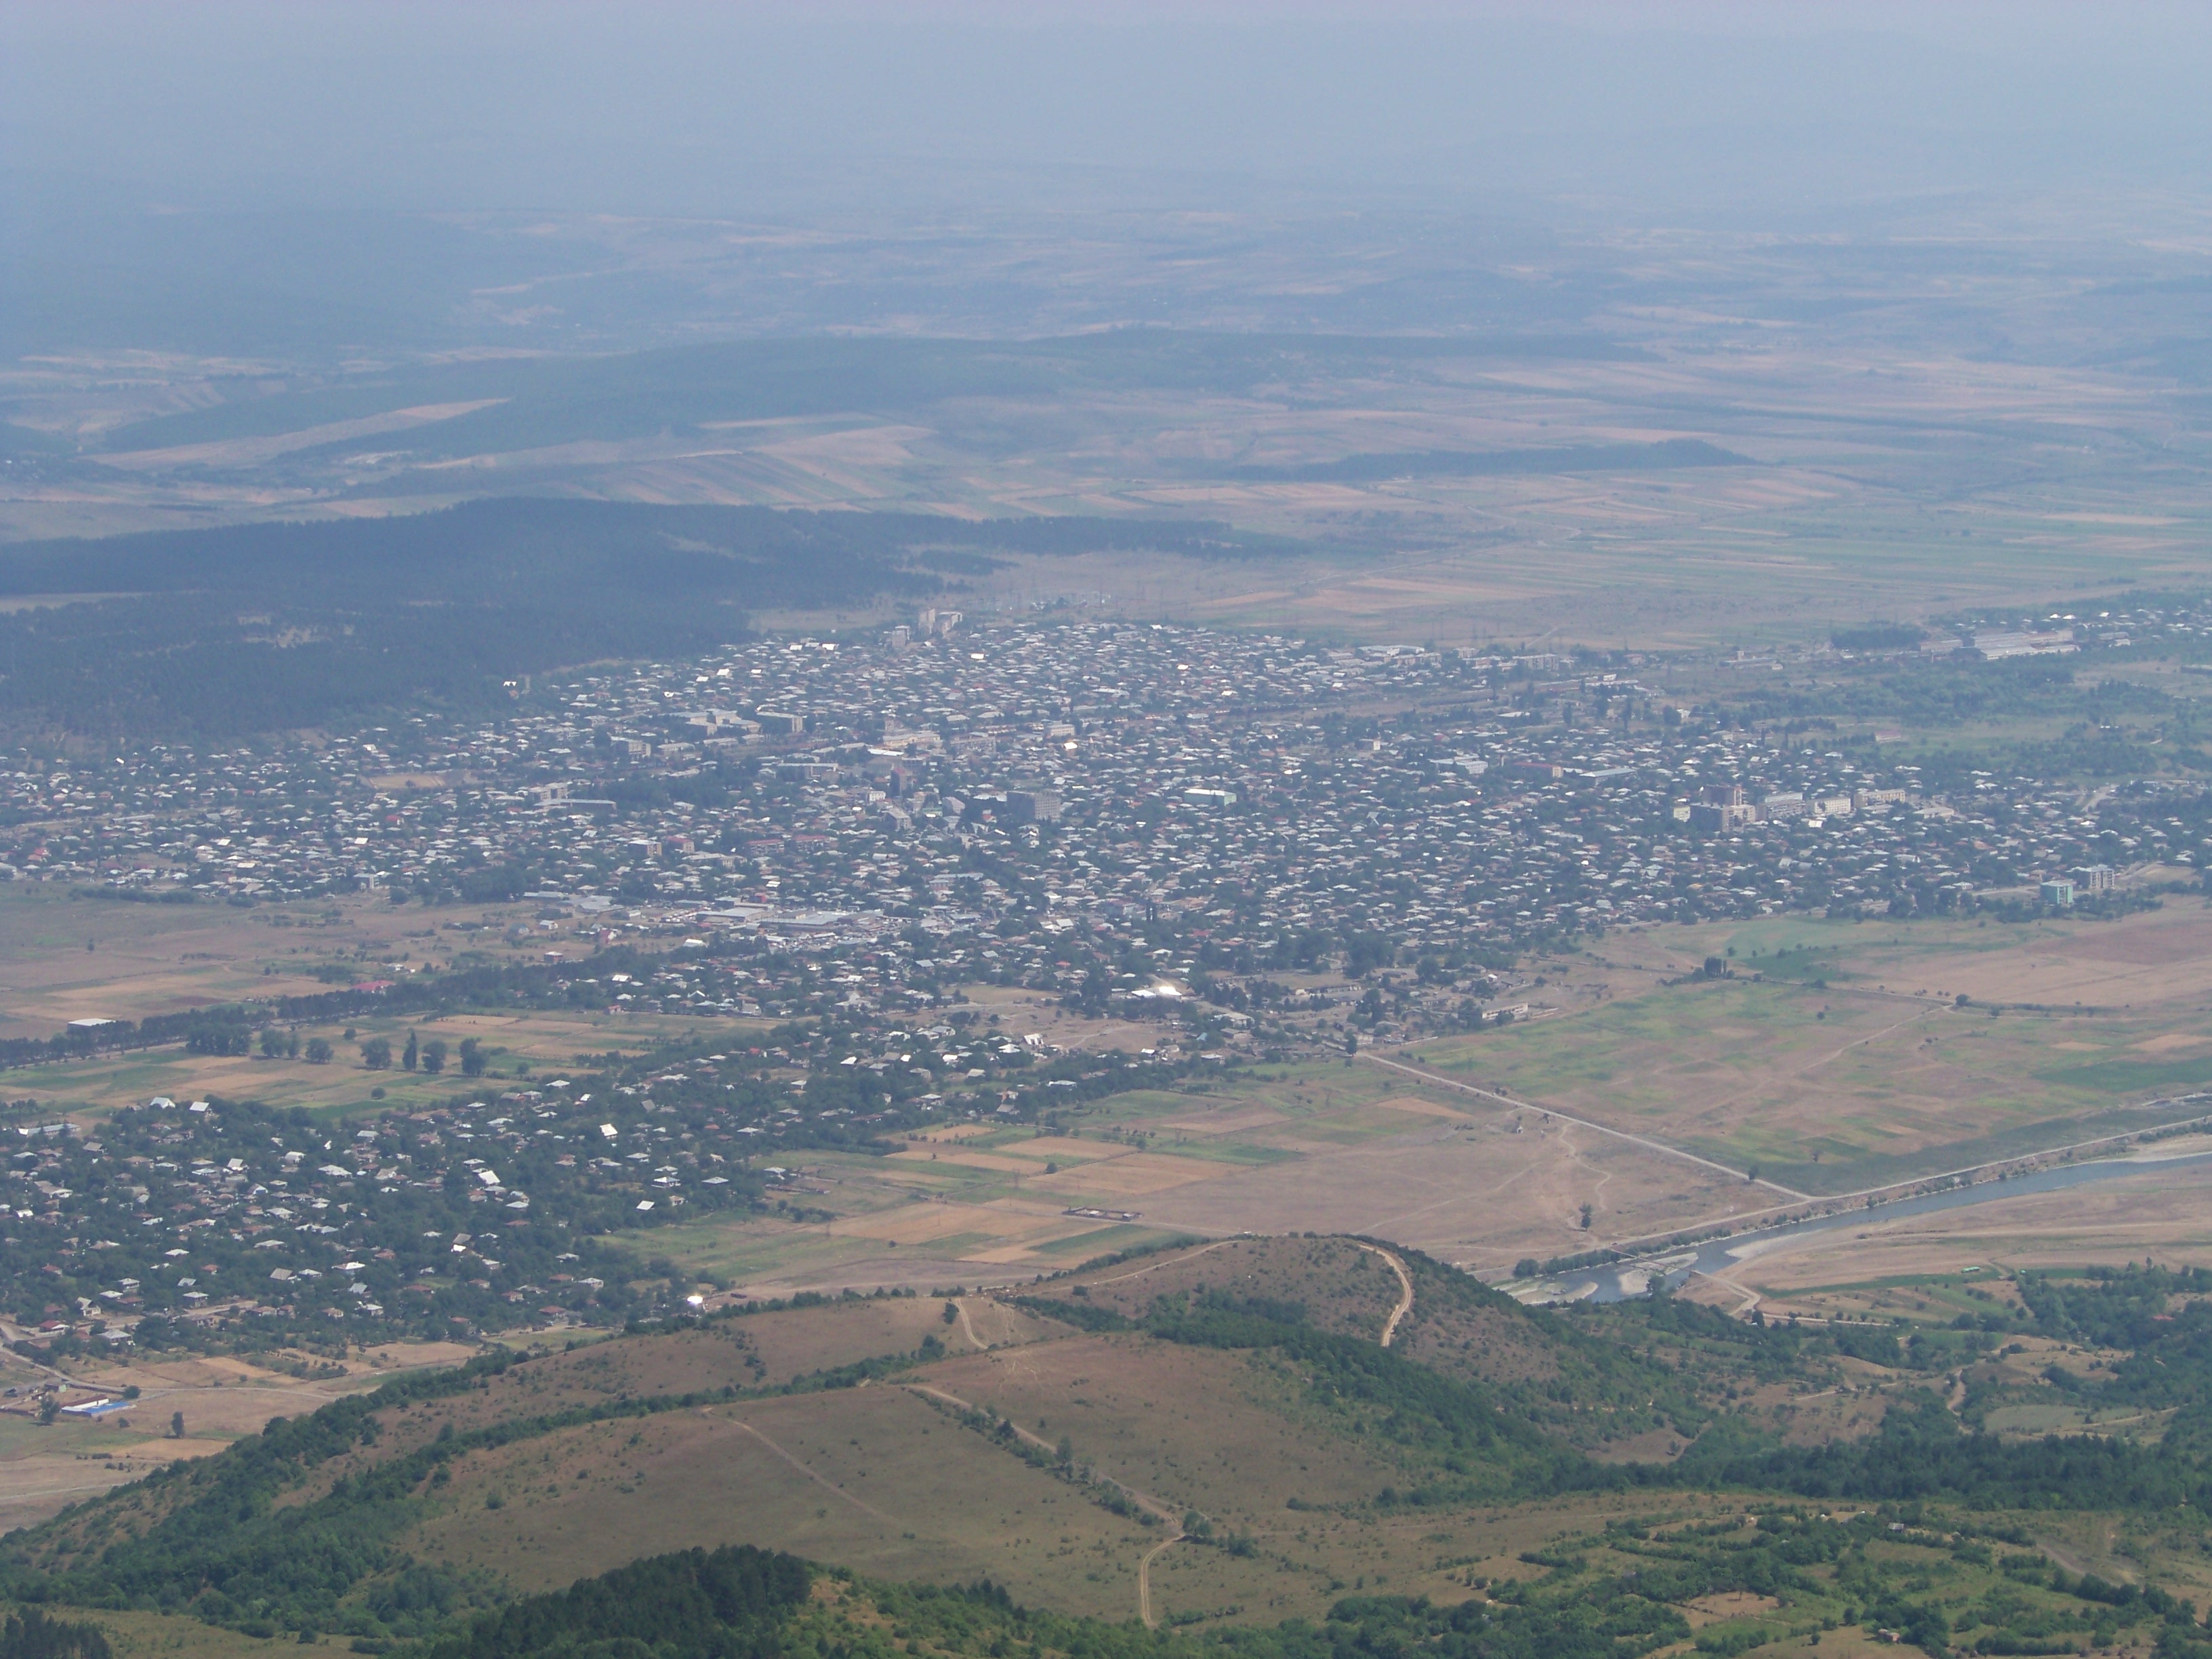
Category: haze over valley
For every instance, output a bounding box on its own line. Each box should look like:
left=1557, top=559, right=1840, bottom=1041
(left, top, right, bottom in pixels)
left=7, top=9, right=2212, bottom=1659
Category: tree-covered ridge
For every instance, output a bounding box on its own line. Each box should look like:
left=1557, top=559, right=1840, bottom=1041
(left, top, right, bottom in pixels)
left=415, top=1546, right=808, bottom=1659
left=16, top=1258, right=2212, bottom=1650
left=1025, top=1236, right=1712, bottom=1445
left=0, top=502, right=1296, bottom=740
left=0, top=1326, right=950, bottom=1642
left=388, top=1517, right=2212, bottom=1659
left=0, top=1610, right=110, bottom=1659
left=3, top=1351, right=513, bottom=1635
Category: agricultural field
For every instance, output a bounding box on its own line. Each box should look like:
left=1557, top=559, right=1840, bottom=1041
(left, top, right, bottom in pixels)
left=1, top=1001, right=743, bottom=1123
left=618, top=901, right=2212, bottom=1300
left=0, top=885, right=752, bottom=1119
left=0, top=1340, right=474, bottom=1534
left=28, top=314, right=2212, bottom=658
left=0, top=884, right=588, bottom=1043
left=626, top=1058, right=1769, bottom=1296
left=1409, top=905, right=2212, bottom=1197
left=18, top=890, right=2212, bottom=1326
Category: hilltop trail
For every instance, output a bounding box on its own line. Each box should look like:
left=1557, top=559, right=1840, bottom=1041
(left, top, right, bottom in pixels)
left=953, top=1296, right=985, bottom=1351
left=1090, top=1239, right=1235, bottom=1286
left=729, top=1418, right=899, bottom=1527
left=1356, top=1243, right=1414, bottom=1346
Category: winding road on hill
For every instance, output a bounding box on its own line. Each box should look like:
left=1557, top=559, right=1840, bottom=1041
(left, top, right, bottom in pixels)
left=1355, top=1243, right=1415, bottom=1346
left=951, top=1296, right=985, bottom=1350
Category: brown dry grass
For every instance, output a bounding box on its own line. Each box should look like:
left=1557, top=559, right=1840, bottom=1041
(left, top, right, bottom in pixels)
left=0, top=1340, right=466, bottom=1534
left=400, top=1382, right=1162, bottom=1620
left=0, top=881, right=699, bottom=1048
left=914, top=1330, right=1402, bottom=1534
left=1409, top=908, right=2212, bottom=1197
left=731, top=1295, right=1064, bottom=1385
left=1040, top=1235, right=1404, bottom=1340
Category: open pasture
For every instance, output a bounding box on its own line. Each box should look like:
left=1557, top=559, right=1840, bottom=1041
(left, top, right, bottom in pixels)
left=0, top=883, right=600, bottom=1043
left=0, top=1339, right=471, bottom=1534
left=27, top=1229, right=2212, bottom=1643
left=2, top=1002, right=719, bottom=1122
left=399, top=1382, right=1164, bottom=1617
left=1412, top=907, right=2212, bottom=1197
left=636, top=1059, right=1769, bottom=1296
left=370, top=1296, right=1722, bottom=1629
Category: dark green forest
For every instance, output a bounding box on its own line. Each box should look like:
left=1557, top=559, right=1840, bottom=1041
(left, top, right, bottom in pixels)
left=0, top=503, right=1288, bottom=739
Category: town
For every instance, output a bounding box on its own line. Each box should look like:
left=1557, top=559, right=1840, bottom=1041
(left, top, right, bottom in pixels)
left=0, top=606, right=2196, bottom=1054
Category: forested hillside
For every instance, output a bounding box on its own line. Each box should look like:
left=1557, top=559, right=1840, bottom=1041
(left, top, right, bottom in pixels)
left=0, top=503, right=1285, bottom=738
left=10, top=1248, right=2212, bottom=1659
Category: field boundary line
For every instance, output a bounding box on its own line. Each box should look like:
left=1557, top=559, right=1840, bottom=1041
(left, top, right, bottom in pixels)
left=901, top=1380, right=1182, bottom=1525
left=728, top=1417, right=899, bottom=1526
left=1359, top=1052, right=1807, bottom=1198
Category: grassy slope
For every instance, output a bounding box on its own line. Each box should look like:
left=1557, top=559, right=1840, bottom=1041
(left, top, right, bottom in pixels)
left=15, top=1246, right=2212, bottom=1647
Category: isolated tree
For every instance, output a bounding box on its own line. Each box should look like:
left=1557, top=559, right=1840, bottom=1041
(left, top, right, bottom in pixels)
left=260, top=1028, right=286, bottom=1060
left=170, top=1410, right=185, bottom=1439
left=401, top=1031, right=419, bottom=1071
left=459, top=1038, right=486, bottom=1077
left=304, top=1038, right=333, bottom=1065
left=361, top=1036, right=392, bottom=1070
left=420, top=1038, right=447, bottom=1075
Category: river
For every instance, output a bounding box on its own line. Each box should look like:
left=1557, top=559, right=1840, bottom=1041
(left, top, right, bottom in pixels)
left=1531, top=1144, right=2212, bottom=1305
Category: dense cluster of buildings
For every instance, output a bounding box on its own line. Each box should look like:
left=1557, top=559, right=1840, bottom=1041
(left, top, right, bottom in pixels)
left=3, top=604, right=2209, bottom=1349
left=0, top=616, right=2196, bottom=1038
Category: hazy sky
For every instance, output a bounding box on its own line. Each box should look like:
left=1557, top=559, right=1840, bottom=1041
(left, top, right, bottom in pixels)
left=7, top=2, right=2212, bottom=218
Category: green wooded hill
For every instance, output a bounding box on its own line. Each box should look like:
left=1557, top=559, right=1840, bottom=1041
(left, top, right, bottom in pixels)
left=0, top=502, right=1286, bottom=738
left=7, top=1245, right=2212, bottom=1659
